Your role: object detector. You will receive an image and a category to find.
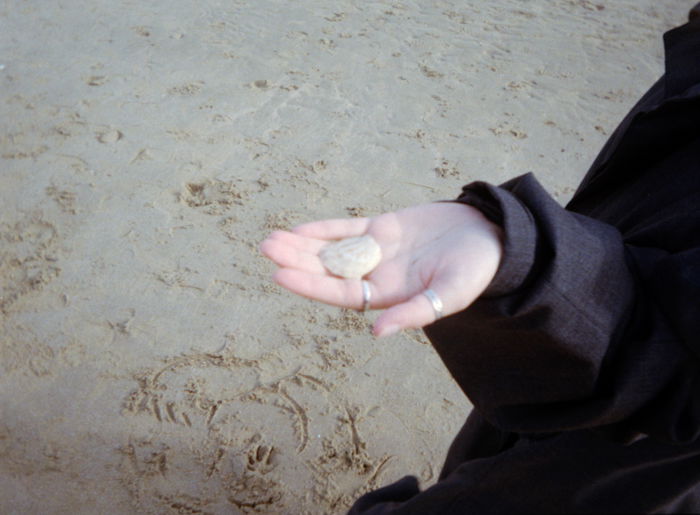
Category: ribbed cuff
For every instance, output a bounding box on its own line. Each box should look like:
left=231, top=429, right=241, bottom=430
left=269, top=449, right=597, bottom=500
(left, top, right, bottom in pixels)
left=454, top=181, right=538, bottom=297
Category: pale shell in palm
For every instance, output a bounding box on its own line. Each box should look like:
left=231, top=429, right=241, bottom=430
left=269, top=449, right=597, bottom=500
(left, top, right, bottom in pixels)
left=319, top=234, right=382, bottom=279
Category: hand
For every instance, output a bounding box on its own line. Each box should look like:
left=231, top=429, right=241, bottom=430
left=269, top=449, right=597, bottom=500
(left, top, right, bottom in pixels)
left=259, top=202, right=503, bottom=337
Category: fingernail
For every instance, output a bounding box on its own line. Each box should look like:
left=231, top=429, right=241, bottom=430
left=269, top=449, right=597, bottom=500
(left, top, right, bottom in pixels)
left=376, top=324, right=400, bottom=338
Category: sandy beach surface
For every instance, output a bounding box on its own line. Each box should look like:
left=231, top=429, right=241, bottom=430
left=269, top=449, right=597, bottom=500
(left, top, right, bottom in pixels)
left=0, top=1, right=691, bottom=513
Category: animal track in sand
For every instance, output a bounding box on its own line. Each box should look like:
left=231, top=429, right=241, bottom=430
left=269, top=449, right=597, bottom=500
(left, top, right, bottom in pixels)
left=168, top=81, right=204, bottom=96
left=246, top=443, right=276, bottom=474
left=434, top=159, right=460, bottom=178
left=45, top=186, right=77, bottom=214
left=0, top=216, right=60, bottom=314
left=179, top=179, right=249, bottom=215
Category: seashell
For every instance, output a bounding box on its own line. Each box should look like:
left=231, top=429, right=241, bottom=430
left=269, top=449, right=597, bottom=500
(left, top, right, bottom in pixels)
left=319, top=234, right=382, bottom=279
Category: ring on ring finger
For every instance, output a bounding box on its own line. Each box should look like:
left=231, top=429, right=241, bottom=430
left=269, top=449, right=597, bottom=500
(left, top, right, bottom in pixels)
left=361, top=280, right=372, bottom=312
left=423, top=288, right=443, bottom=321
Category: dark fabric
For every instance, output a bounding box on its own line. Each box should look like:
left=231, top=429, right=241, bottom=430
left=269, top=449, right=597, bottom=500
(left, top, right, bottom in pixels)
left=349, top=411, right=700, bottom=514
left=348, top=15, right=700, bottom=515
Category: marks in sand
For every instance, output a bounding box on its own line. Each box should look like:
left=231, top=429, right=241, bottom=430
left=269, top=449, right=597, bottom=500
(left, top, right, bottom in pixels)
left=121, top=347, right=396, bottom=512
left=0, top=216, right=60, bottom=314
left=45, top=186, right=78, bottom=214
left=95, top=128, right=123, bottom=144
left=124, top=350, right=325, bottom=453
left=179, top=179, right=249, bottom=216
left=1, top=128, right=49, bottom=160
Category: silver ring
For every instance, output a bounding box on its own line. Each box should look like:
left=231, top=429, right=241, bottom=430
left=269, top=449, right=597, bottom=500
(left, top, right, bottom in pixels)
left=361, top=280, right=372, bottom=312
left=423, top=288, right=443, bottom=320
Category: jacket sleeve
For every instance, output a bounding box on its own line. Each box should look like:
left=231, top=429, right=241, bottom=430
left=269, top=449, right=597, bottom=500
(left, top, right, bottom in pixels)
left=424, top=172, right=700, bottom=444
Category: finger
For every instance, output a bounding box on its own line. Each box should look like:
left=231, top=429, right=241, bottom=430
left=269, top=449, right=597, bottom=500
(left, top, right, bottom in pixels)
left=372, top=275, right=480, bottom=337
left=260, top=238, right=328, bottom=274
left=371, top=290, right=440, bottom=337
left=292, top=217, right=371, bottom=240
left=262, top=230, right=330, bottom=254
left=273, top=269, right=367, bottom=309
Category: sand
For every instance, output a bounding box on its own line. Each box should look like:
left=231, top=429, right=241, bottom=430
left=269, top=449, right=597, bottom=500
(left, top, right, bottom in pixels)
left=0, top=1, right=691, bottom=513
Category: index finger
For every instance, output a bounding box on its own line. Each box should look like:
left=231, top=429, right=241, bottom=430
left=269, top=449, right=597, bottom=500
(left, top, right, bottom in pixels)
left=272, top=268, right=366, bottom=309
left=292, top=217, right=371, bottom=240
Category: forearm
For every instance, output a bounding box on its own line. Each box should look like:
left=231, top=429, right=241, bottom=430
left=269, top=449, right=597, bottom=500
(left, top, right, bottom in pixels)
left=425, top=174, right=699, bottom=441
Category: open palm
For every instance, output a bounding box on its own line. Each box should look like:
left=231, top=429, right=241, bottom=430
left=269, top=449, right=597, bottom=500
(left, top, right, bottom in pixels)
left=260, top=202, right=503, bottom=337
